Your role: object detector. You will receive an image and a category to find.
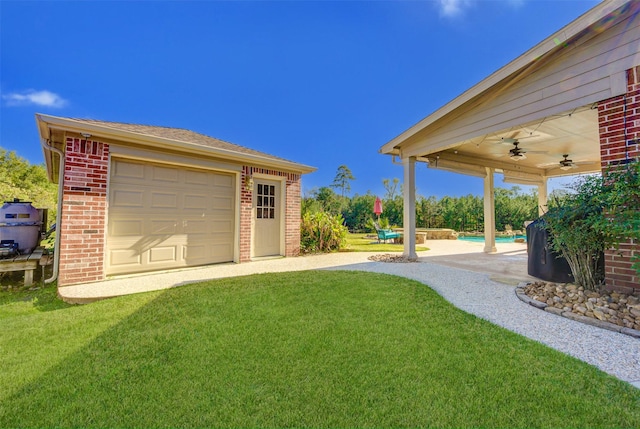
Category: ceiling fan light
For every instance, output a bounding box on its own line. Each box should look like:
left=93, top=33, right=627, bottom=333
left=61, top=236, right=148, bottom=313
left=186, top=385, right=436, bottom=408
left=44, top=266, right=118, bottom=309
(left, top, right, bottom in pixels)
left=510, top=153, right=526, bottom=161
left=560, top=164, right=574, bottom=171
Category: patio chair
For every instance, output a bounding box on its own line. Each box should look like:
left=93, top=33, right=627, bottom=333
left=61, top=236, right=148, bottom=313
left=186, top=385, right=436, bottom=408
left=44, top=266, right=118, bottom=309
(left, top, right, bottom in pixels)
left=374, top=223, right=401, bottom=244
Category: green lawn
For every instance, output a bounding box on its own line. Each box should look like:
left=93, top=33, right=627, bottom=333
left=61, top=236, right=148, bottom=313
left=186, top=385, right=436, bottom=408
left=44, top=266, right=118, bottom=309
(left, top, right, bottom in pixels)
left=1, top=271, right=639, bottom=428
left=344, top=232, right=429, bottom=252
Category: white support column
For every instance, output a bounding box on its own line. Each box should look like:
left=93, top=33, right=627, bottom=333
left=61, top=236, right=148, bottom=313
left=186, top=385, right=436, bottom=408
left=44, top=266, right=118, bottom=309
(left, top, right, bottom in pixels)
left=403, top=156, right=417, bottom=260
left=538, top=178, right=548, bottom=217
left=483, top=167, right=497, bottom=253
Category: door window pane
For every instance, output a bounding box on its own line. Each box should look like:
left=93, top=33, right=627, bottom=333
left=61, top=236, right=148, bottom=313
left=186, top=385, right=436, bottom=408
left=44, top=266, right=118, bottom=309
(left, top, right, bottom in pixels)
left=256, top=184, right=276, bottom=219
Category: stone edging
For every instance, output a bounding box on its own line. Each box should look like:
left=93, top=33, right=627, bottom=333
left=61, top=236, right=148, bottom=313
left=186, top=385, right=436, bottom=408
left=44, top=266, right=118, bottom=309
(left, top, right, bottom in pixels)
left=515, top=282, right=640, bottom=339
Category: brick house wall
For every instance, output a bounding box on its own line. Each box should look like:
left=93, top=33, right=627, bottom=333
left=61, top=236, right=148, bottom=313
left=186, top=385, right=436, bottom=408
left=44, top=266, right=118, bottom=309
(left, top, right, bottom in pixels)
left=597, top=66, right=640, bottom=293
left=239, top=166, right=302, bottom=261
left=58, top=138, right=109, bottom=286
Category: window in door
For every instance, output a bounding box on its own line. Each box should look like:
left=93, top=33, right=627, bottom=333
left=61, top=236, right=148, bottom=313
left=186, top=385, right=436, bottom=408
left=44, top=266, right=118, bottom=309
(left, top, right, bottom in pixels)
left=256, top=184, right=276, bottom=219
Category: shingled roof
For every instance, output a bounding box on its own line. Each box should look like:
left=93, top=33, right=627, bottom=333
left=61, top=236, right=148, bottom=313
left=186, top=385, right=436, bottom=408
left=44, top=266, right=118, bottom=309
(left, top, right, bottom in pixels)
left=69, top=117, right=294, bottom=163
left=36, top=114, right=316, bottom=180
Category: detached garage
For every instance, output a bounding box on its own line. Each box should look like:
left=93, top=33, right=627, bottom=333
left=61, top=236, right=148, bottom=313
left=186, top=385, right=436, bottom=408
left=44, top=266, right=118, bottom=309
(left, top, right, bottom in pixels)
left=36, top=114, right=315, bottom=287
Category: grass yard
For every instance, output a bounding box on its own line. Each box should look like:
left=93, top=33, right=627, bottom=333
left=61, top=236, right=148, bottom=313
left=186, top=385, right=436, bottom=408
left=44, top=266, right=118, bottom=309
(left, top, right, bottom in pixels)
left=1, top=271, right=639, bottom=428
left=344, top=232, right=429, bottom=252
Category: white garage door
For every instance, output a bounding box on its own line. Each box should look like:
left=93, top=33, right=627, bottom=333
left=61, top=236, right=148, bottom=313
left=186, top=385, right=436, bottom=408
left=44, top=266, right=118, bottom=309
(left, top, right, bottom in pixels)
left=107, top=159, right=235, bottom=275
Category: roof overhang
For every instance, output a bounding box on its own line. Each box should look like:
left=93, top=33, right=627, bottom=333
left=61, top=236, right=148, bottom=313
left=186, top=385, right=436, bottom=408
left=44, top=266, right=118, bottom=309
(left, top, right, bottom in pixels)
left=380, top=0, right=639, bottom=184
left=37, top=113, right=316, bottom=183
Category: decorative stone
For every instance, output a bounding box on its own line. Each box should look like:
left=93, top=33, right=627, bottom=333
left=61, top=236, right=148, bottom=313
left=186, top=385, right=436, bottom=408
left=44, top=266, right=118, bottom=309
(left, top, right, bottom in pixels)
left=518, top=281, right=640, bottom=339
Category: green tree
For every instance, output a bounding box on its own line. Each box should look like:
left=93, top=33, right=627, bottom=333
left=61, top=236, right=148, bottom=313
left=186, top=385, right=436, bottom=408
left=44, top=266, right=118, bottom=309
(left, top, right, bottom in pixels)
left=0, top=148, right=57, bottom=226
left=343, top=193, right=376, bottom=232
left=308, top=186, right=342, bottom=216
left=330, top=165, right=355, bottom=198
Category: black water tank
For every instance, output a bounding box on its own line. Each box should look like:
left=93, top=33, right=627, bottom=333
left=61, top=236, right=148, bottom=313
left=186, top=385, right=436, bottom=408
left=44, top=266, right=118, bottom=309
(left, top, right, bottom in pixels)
left=526, top=218, right=574, bottom=283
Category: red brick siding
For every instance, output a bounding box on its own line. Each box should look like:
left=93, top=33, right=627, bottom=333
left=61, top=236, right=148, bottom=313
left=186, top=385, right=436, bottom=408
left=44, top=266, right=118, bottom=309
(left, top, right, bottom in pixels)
left=58, top=138, right=109, bottom=286
left=239, top=166, right=253, bottom=262
left=241, top=166, right=302, bottom=260
left=597, top=66, right=640, bottom=293
left=285, top=175, right=301, bottom=257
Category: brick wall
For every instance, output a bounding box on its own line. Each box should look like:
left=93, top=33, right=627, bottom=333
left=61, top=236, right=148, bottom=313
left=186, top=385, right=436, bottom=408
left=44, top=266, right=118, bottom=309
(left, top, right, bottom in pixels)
left=58, top=138, right=109, bottom=286
left=241, top=166, right=302, bottom=260
left=239, top=166, right=253, bottom=262
left=597, top=66, right=640, bottom=293
left=285, top=174, right=302, bottom=257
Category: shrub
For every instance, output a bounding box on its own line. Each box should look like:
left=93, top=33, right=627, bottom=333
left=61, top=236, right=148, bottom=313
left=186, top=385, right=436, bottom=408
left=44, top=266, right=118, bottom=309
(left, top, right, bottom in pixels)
left=543, top=162, right=640, bottom=290
left=300, top=211, right=348, bottom=254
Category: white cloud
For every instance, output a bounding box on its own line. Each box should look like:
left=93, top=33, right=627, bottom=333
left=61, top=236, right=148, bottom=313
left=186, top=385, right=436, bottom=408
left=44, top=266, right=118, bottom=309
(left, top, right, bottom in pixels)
left=437, top=0, right=473, bottom=18
left=437, top=0, right=525, bottom=18
left=2, top=89, right=68, bottom=108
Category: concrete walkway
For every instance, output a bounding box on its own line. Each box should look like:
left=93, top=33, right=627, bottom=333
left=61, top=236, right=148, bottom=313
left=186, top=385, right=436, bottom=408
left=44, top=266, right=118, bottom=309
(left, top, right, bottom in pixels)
left=59, top=240, right=533, bottom=302
left=58, top=240, right=640, bottom=388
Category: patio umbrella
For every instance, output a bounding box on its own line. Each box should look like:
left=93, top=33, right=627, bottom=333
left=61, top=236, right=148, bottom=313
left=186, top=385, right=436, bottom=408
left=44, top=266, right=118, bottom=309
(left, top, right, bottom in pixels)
left=374, top=196, right=383, bottom=220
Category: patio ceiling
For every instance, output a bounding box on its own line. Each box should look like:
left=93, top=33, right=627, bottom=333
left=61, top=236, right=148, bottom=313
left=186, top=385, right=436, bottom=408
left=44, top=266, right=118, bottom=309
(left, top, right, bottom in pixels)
left=419, top=103, right=601, bottom=183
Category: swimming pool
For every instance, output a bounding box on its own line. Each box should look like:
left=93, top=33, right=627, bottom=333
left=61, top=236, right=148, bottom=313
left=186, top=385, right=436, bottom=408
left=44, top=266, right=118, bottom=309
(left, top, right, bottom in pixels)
left=458, top=235, right=526, bottom=243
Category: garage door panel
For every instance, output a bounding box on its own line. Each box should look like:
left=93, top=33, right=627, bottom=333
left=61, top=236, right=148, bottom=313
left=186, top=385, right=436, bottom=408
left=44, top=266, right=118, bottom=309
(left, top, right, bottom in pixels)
left=111, top=189, right=145, bottom=208
left=151, top=192, right=178, bottom=208
left=213, top=174, right=234, bottom=187
left=110, top=248, right=142, bottom=267
left=107, top=159, right=235, bottom=275
left=150, top=219, right=178, bottom=235
left=183, top=194, right=207, bottom=210
left=211, top=220, right=233, bottom=233
left=113, top=161, right=145, bottom=180
left=152, top=166, right=179, bottom=182
left=149, top=246, right=177, bottom=263
left=110, top=219, right=144, bottom=237
left=185, top=170, right=210, bottom=185
left=212, top=196, right=234, bottom=210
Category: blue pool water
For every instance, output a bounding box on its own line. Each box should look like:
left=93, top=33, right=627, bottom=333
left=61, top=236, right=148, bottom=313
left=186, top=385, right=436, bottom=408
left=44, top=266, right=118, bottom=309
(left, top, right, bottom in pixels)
left=458, top=235, right=526, bottom=243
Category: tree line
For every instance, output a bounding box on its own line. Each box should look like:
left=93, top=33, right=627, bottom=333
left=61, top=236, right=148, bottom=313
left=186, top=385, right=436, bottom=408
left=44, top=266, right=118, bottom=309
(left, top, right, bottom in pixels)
left=304, top=165, right=540, bottom=233
left=0, top=148, right=58, bottom=226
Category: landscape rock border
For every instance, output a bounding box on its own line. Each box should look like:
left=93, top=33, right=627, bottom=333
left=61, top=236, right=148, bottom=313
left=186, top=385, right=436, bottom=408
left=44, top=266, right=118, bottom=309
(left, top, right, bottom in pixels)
left=368, top=254, right=419, bottom=263
left=515, top=282, right=640, bottom=339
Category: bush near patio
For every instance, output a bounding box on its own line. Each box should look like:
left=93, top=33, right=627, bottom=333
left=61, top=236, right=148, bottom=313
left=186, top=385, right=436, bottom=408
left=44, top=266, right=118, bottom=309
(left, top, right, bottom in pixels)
left=300, top=211, right=348, bottom=253
left=543, top=162, right=640, bottom=290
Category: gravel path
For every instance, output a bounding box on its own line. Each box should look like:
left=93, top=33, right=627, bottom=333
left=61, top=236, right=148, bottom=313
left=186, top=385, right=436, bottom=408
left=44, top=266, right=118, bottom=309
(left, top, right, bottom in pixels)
left=324, top=259, right=640, bottom=388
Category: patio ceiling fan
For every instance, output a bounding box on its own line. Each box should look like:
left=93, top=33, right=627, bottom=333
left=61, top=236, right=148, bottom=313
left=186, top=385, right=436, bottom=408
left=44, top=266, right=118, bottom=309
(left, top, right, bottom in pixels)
left=507, top=141, right=547, bottom=161
left=538, top=154, right=597, bottom=170
left=559, top=154, right=576, bottom=170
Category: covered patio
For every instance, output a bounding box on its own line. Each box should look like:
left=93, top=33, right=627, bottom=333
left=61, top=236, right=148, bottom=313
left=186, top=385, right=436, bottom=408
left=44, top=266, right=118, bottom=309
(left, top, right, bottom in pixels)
left=380, top=0, right=640, bottom=292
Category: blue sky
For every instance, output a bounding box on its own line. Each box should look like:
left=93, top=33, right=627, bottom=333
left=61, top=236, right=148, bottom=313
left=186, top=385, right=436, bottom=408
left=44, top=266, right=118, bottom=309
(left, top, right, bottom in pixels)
left=1, top=0, right=597, bottom=199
